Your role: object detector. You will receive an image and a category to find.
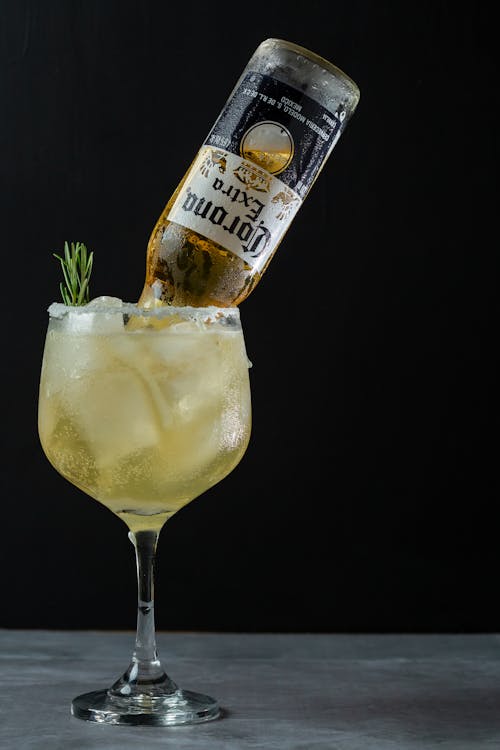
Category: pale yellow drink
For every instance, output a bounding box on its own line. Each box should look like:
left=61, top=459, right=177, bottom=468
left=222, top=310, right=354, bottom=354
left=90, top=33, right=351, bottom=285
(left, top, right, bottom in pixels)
left=38, top=301, right=252, bottom=533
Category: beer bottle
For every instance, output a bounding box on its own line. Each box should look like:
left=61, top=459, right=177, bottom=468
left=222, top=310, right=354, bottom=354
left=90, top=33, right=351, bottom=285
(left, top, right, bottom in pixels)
left=138, top=38, right=360, bottom=308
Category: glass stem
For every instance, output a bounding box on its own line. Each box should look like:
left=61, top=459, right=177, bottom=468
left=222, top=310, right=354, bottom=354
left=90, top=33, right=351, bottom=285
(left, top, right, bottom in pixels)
left=109, top=529, right=177, bottom=699
left=133, top=530, right=162, bottom=674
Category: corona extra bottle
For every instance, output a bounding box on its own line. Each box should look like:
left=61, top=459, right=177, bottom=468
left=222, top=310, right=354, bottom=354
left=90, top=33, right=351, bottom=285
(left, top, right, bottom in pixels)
left=138, top=38, right=360, bottom=308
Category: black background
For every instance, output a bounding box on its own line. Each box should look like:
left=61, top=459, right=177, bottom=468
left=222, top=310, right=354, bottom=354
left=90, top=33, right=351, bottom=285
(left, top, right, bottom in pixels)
left=1, top=1, right=496, bottom=632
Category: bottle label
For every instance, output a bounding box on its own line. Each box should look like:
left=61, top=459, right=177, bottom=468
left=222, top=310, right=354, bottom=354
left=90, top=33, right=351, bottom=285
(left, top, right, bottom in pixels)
left=167, top=72, right=344, bottom=271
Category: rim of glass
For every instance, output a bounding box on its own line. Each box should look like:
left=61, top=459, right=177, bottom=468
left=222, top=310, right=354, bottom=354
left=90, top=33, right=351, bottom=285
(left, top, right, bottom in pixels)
left=47, top=301, right=241, bottom=322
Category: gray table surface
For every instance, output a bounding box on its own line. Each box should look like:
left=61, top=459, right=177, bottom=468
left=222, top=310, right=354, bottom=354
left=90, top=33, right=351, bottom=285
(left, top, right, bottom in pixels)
left=0, top=630, right=499, bottom=749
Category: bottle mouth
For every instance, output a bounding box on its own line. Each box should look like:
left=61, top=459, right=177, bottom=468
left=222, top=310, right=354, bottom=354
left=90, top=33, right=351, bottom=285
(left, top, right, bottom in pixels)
left=258, top=37, right=360, bottom=103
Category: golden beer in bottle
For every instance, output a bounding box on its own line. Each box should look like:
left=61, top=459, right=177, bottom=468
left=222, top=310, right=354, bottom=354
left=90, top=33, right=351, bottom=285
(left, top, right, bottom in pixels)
left=138, top=38, right=360, bottom=308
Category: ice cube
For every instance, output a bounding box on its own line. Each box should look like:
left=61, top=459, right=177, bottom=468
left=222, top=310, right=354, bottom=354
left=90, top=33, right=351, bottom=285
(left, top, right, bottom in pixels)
left=47, top=297, right=125, bottom=336
left=64, top=367, right=164, bottom=469
left=61, top=296, right=125, bottom=335
left=42, top=327, right=116, bottom=397
left=43, top=299, right=126, bottom=395
left=86, top=296, right=124, bottom=308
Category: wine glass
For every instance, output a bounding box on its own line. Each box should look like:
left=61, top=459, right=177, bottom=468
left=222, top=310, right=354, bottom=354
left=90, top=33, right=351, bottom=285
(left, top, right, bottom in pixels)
left=37, top=299, right=252, bottom=725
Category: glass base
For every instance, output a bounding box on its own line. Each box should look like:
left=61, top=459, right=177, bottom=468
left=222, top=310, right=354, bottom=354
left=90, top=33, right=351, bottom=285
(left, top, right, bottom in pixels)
left=71, top=688, right=221, bottom=726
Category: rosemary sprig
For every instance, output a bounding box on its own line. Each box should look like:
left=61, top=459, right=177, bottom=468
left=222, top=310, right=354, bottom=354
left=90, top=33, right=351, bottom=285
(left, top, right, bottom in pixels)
left=53, top=241, right=94, bottom=305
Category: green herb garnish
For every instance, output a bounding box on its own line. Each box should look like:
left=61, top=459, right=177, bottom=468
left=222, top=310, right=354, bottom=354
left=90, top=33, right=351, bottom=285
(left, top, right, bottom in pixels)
left=53, top=241, right=94, bottom=306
